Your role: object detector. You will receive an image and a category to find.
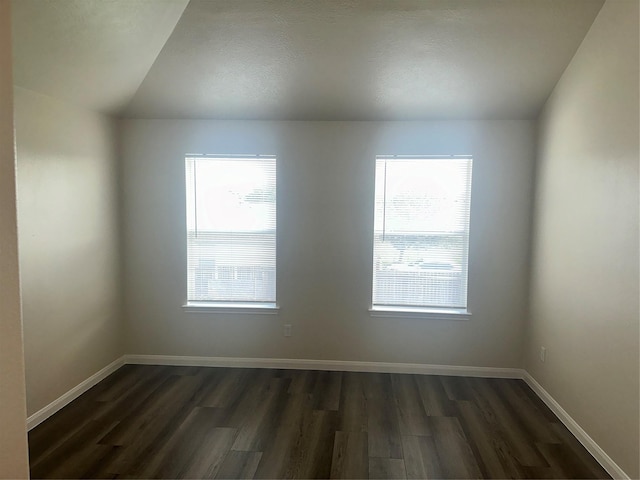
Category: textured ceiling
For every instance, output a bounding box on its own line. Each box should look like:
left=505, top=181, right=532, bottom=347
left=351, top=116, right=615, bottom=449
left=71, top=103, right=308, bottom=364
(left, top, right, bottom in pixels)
left=13, top=0, right=604, bottom=120
left=12, top=0, right=190, bottom=114
left=126, top=0, right=604, bottom=120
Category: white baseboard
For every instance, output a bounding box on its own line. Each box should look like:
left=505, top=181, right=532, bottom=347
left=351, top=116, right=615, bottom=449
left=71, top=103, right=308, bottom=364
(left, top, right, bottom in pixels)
left=25, top=353, right=628, bottom=479
left=26, top=356, right=125, bottom=431
left=123, top=354, right=525, bottom=379
left=523, top=372, right=629, bottom=480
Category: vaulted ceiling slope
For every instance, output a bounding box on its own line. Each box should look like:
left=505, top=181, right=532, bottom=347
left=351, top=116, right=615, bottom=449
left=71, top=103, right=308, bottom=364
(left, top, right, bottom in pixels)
left=12, top=0, right=190, bottom=114
left=12, top=0, right=604, bottom=120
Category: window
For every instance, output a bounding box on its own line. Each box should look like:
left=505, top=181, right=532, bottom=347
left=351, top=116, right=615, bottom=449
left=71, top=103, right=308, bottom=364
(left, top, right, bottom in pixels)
left=372, top=155, right=472, bottom=315
left=185, top=155, right=277, bottom=309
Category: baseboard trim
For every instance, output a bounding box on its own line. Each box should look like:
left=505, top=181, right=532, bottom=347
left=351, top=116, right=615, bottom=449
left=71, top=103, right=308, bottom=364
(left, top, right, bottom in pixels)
left=123, top=354, right=524, bottom=378
left=24, top=354, right=628, bottom=479
left=26, top=356, right=125, bottom=431
left=523, top=372, right=629, bottom=480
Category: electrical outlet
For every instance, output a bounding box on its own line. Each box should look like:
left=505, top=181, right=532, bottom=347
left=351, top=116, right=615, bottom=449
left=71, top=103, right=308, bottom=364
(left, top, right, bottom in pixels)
left=283, top=324, right=292, bottom=337
left=540, top=346, right=546, bottom=363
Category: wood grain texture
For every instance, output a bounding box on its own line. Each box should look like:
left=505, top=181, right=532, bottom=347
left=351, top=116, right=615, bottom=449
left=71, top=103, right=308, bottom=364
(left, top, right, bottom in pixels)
left=28, top=365, right=610, bottom=479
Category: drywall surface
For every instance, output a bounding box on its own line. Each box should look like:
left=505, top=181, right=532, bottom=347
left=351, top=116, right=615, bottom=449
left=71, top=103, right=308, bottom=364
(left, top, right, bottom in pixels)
left=121, top=120, right=535, bottom=368
left=0, top=1, right=29, bottom=477
left=526, top=1, right=639, bottom=477
left=12, top=0, right=190, bottom=114
left=14, top=87, right=124, bottom=415
left=126, top=0, right=603, bottom=120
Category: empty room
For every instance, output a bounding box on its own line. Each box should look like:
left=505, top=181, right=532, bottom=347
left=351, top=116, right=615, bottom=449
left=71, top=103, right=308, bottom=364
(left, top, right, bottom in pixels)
left=1, top=0, right=638, bottom=479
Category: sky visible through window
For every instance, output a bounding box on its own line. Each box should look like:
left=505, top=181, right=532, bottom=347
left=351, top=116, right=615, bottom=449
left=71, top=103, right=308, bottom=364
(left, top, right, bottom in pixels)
left=374, top=158, right=470, bottom=235
left=186, top=157, right=276, bottom=234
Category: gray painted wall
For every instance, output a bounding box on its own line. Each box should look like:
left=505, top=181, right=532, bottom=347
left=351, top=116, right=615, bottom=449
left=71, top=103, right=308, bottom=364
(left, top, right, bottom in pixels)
left=526, top=1, right=639, bottom=477
left=0, top=1, right=29, bottom=476
left=121, top=120, right=536, bottom=368
left=14, top=87, right=124, bottom=415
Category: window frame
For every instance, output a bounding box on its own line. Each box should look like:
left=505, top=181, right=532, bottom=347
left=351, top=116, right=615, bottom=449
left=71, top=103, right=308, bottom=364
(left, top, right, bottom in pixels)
left=182, top=153, right=279, bottom=313
left=369, top=154, right=473, bottom=319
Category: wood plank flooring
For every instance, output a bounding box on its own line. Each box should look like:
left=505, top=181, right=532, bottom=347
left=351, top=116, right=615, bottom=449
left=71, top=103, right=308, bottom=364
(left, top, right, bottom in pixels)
left=28, top=365, right=611, bottom=479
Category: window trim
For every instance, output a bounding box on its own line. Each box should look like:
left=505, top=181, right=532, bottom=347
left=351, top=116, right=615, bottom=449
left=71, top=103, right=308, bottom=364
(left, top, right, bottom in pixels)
left=371, top=154, right=473, bottom=313
left=369, top=305, right=471, bottom=320
left=184, top=154, right=278, bottom=307
left=183, top=302, right=279, bottom=315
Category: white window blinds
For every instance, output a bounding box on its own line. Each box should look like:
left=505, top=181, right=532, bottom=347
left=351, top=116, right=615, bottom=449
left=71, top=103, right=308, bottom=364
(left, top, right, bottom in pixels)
left=185, top=155, right=276, bottom=305
left=372, top=156, right=472, bottom=310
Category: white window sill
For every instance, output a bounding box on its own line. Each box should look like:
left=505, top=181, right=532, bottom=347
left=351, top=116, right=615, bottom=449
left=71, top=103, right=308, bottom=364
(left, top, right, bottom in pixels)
left=182, top=302, right=279, bottom=315
left=369, top=306, right=471, bottom=320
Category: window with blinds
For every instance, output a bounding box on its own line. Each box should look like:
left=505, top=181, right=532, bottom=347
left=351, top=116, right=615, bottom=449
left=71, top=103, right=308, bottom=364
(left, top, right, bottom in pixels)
left=372, top=156, right=473, bottom=311
left=185, top=155, right=276, bottom=306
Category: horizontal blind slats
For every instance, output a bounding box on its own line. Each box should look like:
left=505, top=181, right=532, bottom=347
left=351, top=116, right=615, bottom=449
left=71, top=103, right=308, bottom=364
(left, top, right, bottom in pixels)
left=186, top=157, right=276, bottom=303
left=372, top=157, right=472, bottom=309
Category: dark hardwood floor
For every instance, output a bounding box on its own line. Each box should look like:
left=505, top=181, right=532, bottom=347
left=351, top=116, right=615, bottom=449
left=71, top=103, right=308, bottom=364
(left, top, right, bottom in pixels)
left=28, top=365, right=611, bottom=479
